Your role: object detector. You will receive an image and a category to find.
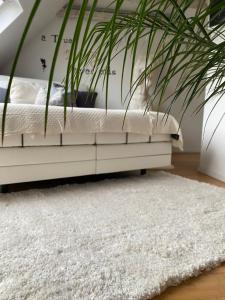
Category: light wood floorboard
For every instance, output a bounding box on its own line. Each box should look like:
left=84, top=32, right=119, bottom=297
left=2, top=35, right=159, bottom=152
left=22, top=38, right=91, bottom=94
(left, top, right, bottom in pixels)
left=152, top=153, right=225, bottom=300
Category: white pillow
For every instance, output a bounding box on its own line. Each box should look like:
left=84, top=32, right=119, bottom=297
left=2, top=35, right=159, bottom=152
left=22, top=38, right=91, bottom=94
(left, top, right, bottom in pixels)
left=50, top=88, right=64, bottom=106
left=129, top=79, right=152, bottom=110
left=129, top=58, right=153, bottom=111
left=10, top=81, right=41, bottom=104
left=35, top=87, right=47, bottom=105
left=0, top=81, right=8, bottom=89
left=0, top=76, right=9, bottom=89
left=35, top=87, right=65, bottom=106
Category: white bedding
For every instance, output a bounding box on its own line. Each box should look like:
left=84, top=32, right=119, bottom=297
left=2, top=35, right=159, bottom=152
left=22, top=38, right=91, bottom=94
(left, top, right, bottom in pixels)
left=0, top=104, right=183, bottom=149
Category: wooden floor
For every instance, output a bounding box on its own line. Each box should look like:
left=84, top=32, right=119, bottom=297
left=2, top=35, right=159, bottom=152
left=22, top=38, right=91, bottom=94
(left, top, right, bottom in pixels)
left=153, top=153, right=225, bottom=300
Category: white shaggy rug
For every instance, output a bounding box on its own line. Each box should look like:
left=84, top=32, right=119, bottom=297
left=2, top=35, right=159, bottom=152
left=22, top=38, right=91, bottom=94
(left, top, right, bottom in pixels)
left=0, top=172, right=225, bottom=300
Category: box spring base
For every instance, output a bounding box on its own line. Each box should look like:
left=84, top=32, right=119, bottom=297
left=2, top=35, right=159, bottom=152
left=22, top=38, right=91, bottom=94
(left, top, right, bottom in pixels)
left=0, top=142, right=172, bottom=186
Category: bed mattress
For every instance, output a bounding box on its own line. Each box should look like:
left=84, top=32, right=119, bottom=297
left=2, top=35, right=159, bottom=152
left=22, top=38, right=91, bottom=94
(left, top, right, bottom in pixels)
left=1, top=132, right=172, bottom=147
left=0, top=104, right=183, bottom=149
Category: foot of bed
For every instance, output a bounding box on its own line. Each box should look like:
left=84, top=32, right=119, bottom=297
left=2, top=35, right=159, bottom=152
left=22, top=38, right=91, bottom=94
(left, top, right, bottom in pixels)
left=140, top=169, right=147, bottom=176
left=0, top=185, right=9, bottom=193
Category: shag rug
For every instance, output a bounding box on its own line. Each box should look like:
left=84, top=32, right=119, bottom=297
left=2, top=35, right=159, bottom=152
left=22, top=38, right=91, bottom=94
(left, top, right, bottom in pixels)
left=0, top=172, right=225, bottom=300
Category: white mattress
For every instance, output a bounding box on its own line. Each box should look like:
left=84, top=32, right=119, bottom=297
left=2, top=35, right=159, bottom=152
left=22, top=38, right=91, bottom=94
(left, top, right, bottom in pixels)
left=0, top=104, right=183, bottom=149
left=1, top=133, right=172, bottom=147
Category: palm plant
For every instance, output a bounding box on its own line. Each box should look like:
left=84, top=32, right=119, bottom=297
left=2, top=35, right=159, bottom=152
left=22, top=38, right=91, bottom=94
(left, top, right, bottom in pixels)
left=2, top=0, right=225, bottom=141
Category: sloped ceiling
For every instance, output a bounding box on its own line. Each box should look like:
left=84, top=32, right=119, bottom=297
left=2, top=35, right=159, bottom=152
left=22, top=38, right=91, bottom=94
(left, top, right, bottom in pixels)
left=0, top=0, right=206, bottom=72
left=0, top=0, right=139, bottom=72
left=71, top=0, right=139, bottom=11
left=0, top=0, right=67, bottom=71
left=61, top=0, right=204, bottom=13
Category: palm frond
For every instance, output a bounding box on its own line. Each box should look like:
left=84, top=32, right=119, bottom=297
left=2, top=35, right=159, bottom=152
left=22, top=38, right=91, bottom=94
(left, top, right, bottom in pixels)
left=2, top=0, right=41, bottom=143
left=44, top=0, right=74, bottom=134
left=3, top=0, right=225, bottom=141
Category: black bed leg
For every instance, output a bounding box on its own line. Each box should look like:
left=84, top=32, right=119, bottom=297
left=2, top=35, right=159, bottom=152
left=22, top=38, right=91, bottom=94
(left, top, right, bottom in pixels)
left=0, top=185, right=9, bottom=193
left=140, top=169, right=147, bottom=176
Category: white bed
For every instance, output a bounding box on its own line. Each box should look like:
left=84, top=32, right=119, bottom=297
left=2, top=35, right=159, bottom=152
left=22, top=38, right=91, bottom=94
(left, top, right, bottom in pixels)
left=0, top=103, right=183, bottom=187
left=0, top=76, right=182, bottom=187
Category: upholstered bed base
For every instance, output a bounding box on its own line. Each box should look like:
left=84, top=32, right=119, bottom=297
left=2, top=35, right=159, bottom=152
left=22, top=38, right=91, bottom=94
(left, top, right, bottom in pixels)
left=0, top=133, right=172, bottom=186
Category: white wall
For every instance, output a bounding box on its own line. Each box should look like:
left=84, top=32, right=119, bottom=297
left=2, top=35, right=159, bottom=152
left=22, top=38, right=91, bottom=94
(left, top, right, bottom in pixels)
left=200, top=89, right=225, bottom=182
left=2, top=15, right=203, bottom=152
left=159, top=68, right=204, bottom=153
left=3, top=17, right=134, bottom=110
left=199, top=34, right=225, bottom=182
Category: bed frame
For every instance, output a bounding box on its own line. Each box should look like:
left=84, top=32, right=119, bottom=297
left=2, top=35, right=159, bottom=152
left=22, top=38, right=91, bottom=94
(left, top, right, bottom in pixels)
left=0, top=132, right=173, bottom=191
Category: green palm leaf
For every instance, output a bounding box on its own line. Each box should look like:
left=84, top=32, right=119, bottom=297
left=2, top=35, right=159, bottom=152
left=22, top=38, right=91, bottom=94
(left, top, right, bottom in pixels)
left=1, top=0, right=41, bottom=143
left=44, top=0, right=74, bottom=134
left=3, top=0, right=225, bottom=140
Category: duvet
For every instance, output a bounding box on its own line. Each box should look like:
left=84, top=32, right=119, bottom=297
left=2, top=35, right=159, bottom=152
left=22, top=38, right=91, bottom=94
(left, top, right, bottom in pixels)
left=0, top=104, right=183, bottom=149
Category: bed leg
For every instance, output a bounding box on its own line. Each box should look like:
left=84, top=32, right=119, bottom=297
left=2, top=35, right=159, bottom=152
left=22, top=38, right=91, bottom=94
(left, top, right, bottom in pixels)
left=0, top=185, right=9, bottom=193
left=140, top=169, right=147, bottom=176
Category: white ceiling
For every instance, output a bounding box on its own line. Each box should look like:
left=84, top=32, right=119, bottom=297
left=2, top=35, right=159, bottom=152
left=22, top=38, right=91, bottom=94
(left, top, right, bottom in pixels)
left=65, top=0, right=204, bottom=11
left=0, top=0, right=206, bottom=72
left=0, top=0, right=67, bottom=70
left=0, top=0, right=23, bottom=34
left=0, top=0, right=139, bottom=71
left=74, top=0, right=139, bottom=11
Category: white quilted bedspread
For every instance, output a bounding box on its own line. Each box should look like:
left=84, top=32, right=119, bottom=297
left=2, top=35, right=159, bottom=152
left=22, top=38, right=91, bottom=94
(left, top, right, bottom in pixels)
left=0, top=104, right=183, bottom=149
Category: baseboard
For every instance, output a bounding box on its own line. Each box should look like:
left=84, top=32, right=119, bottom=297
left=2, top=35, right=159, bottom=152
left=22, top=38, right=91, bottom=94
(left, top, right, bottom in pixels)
left=199, top=167, right=225, bottom=183
left=172, top=152, right=200, bottom=155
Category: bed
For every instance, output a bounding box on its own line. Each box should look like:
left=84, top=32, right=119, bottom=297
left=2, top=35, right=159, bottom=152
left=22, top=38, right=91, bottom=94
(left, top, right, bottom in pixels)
left=0, top=102, right=183, bottom=187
